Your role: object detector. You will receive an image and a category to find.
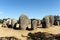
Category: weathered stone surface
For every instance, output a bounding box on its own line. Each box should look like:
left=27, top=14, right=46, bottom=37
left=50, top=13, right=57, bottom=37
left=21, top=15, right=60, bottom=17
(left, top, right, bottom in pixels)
left=11, top=18, right=17, bottom=28
left=54, top=16, right=60, bottom=26
left=2, top=18, right=10, bottom=28
left=41, top=15, right=60, bottom=27
left=54, top=20, right=60, bottom=26
left=27, top=20, right=31, bottom=29
left=2, top=21, right=7, bottom=27
left=19, top=14, right=30, bottom=30
left=2, top=15, right=60, bottom=30
left=42, top=16, right=50, bottom=28
left=37, top=20, right=42, bottom=28
left=45, top=16, right=50, bottom=27
left=41, top=18, right=46, bottom=28
left=2, top=18, right=17, bottom=28
left=37, top=20, right=41, bottom=26
left=49, top=15, right=54, bottom=26
left=31, top=20, right=37, bottom=29
left=7, top=18, right=11, bottom=26
left=6, top=18, right=12, bottom=28
left=57, top=21, right=60, bottom=26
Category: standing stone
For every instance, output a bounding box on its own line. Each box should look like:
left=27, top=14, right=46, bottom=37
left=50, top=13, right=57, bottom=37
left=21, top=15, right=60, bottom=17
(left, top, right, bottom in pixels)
left=27, top=19, right=31, bottom=29
left=2, top=21, right=7, bottom=27
left=54, top=16, right=60, bottom=26
left=54, top=20, right=60, bottom=26
left=19, top=14, right=29, bottom=30
left=7, top=18, right=12, bottom=28
left=31, top=20, right=37, bottom=29
left=37, top=20, right=42, bottom=28
left=11, top=18, right=17, bottom=28
left=2, top=18, right=9, bottom=27
left=49, top=15, right=54, bottom=26
left=41, top=18, right=46, bottom=28
left=57, top=21, right=60, bottom=26
left=42, top=16, right=50, bottom=28
left=37, top=20, right=41, bottom=26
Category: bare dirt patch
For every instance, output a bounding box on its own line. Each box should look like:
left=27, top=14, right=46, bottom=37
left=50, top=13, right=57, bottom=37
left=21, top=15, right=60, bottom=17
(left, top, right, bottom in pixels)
left=0, top=24, right=60, bottom=40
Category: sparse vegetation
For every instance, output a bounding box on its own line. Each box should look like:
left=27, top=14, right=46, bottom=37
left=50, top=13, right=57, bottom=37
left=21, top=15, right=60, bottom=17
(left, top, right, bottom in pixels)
left=0, top=19, right=3, bottom=24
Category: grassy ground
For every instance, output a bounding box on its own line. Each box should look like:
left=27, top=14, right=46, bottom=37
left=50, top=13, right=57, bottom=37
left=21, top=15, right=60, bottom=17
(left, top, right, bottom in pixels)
left=0, top=24, right=60, bottom=40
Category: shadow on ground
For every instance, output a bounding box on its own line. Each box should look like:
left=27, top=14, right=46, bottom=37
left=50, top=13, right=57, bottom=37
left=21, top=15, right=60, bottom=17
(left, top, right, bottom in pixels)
left=27, top=32, right=60, bottom=40
left=0, top=36, right=21, bottom=40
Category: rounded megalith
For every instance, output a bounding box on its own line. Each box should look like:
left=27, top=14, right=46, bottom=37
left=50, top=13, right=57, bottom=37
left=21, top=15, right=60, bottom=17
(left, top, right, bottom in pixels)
left=11, top=18, right=17, bottom=28
left=31, top=20, right=37, bottom=29
left=7, top=18, right=12, bottom=28
left=45, top=16, right=50, bottom=27
left=42, top=16, right=50, bottom=28
left=2, top=21, right=7, bottom=27
left=41, top=18, right=46, bottom=28
left=37, top=20, right=41, bottom=26
left=49, top=15, right=54, bottom=26
left=54, top=15, right=60, bottom=26
left=37, top=19, right=42, bottom=28
left=19, top=14, right=30, bottom=30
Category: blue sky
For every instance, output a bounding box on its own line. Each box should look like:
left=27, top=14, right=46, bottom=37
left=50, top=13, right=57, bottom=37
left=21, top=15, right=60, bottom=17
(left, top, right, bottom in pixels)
left=0, top=0, right=60, bottom=19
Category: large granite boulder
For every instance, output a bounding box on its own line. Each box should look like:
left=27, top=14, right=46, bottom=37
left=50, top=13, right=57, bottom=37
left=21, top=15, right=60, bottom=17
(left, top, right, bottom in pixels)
left=19, top=14, right=30, bottom=30
left=2, top=18, right=17, bottom=28
left=6, top=18, right=12, bottom=28
left=42, top=15, right=55, bottom=28
left=42, top=16, right=50, bottom=28
left=54, top=16, right=60, bottom=26
left=49, top=15, right=54, bottom=26
left=31, top=20, right=37, bottom=29
left=2, top=21, right=7, bottom=27
left=41, top=18, right=46, bottom=28
left=45, top=16, right=50, bottom=27
left=37, top=19, right=42, bottom=28
left=11, top=18, right=17, bottom=28
left=2, top=18, right=9, bottom=28
left=26, top=19, right=32, bottom=30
